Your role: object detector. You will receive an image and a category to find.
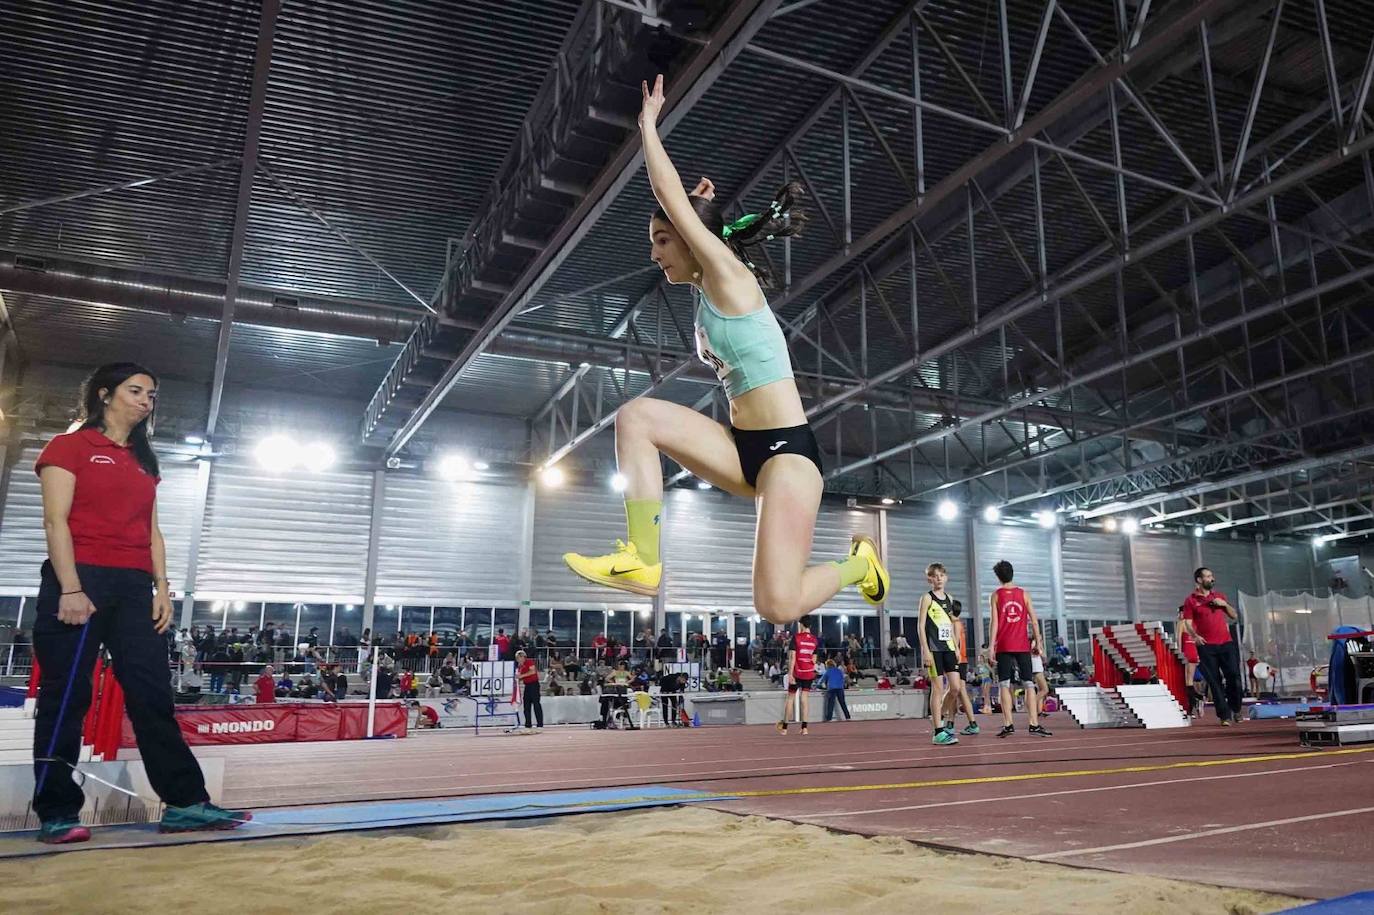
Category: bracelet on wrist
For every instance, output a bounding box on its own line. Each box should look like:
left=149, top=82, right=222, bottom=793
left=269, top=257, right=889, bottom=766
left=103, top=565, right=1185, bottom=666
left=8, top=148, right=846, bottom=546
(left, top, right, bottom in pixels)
left=62, top=589, right=84, bottom=596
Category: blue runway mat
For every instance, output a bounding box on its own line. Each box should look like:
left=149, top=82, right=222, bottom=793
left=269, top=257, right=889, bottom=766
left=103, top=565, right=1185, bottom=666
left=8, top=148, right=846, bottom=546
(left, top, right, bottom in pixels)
left=1281, top=891, right=1374, bottom=913
left=0, top=785, right=729, bottom=858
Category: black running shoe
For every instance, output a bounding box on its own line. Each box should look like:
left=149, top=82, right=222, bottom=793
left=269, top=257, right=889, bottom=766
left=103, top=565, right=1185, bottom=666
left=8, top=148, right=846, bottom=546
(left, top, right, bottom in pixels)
left=997, top=725, right=1014, bottom=738
left=1028, top=724, right=1053, bottom=737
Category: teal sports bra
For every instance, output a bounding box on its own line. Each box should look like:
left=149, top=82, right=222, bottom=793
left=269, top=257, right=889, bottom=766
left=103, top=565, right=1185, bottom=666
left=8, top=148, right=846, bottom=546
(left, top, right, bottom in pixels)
left=693, top=290, right=795, bottom=400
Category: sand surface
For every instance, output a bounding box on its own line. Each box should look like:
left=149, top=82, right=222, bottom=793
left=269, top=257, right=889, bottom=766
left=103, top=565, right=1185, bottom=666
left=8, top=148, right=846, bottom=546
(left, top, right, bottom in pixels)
left=0, top=807, right=1296, bottom=914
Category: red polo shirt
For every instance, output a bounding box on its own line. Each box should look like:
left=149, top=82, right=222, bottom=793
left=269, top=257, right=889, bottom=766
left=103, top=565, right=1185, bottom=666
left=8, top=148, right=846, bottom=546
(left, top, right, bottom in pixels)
left=1182, top=590, right=1233, bottom=645
left=792, top=631, right=818, bottom=679
left=35, top=427, right=158, bottom=574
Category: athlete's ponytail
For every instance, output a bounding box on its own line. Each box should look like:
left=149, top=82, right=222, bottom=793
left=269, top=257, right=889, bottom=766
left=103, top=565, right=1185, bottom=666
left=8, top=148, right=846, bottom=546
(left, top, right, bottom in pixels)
left=719, top=181, right=807, bottom=288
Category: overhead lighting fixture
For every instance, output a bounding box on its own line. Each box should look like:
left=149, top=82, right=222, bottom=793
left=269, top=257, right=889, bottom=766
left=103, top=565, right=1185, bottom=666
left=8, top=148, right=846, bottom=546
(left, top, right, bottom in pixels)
left=696, top=480, right=711, bottom=490
left=1120, top=517, right=1139, bottom=535
left=982, top=506, right=1001, bottom=523
left=937, top=499, right=959, bottom=521
left=1036, top=510, right=1057, bottom=529
left=839, top=614, right=849, bottom=624
left=438, top=454, right=470, bottom=480
left=472, top=460, right=490, bottom=471
left=1104, top=518, right=1119, bottom=532
left=254, top=435, right=297, bottom=473
left=184, top=435, right=205, bottom=445
left=1193, top=526, right=1204, bottom=538
left=881, top=497, right=895, bottom=505
left=301, top=441, right=336, bottom=473
left=540, top=465, right=565, bottom=487
left=1312, top=535, right=1325, bottom=547
left=610, top=473, right=628, bottom=493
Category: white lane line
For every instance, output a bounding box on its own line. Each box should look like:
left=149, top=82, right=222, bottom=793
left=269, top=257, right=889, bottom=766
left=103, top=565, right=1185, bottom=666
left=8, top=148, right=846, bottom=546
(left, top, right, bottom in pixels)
left=1030, top=803, right=1374, bottom=860
left=792, top=759, right=1361, bottom=820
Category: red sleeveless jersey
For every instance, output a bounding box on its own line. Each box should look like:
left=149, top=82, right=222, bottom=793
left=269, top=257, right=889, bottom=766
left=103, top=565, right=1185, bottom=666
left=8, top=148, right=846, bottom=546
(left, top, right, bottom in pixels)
left=993, top=587, right=1032, bottom=653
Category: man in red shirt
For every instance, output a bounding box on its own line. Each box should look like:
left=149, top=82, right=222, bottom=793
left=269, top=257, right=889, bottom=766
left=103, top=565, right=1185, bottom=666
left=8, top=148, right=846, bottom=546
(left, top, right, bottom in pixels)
left=987, top=560, right=1051, bottom=738
left=493, top=628, right=511, bottom=661
left=777, top=616, right=818, bottom=735
left=516, top=649, right=544, bottom=732
left=1181, top=567, right=1243, bottom=725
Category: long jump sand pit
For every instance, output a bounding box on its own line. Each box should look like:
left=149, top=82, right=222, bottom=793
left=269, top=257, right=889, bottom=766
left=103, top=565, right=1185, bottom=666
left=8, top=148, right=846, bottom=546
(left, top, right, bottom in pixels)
left=0, top=807, right=1295, bottom=914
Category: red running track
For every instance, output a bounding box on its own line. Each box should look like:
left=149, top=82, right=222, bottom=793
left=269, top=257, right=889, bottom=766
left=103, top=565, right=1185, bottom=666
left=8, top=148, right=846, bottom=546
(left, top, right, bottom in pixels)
left=171, top=713, right=1372, bottom=899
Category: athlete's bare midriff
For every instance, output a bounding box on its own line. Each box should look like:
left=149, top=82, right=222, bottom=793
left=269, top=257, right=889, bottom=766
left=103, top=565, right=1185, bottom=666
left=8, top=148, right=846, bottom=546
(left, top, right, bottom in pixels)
left=728, top=376, right=808, bottom=430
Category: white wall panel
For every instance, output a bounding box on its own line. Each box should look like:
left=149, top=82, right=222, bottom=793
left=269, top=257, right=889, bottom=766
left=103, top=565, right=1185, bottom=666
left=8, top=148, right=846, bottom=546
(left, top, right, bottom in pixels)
left=1201, top=539, right=1258, bottom=599
left=1063, top=530, right=1128, bottom=619
left=886, top=510, right=969, bottom=612
left=1260, top=542, right=1314, bottom=593
left=0, top=446, right=46, bottom=592
left=376, top=475, right=526, bottom=605
left=1133, top=534, right=1193, bottom=620
left=664, top=489, right=756, bottom=613
left=975, top=523, right=1056, bottom=615
left=196, top=460, right=372, bottom=600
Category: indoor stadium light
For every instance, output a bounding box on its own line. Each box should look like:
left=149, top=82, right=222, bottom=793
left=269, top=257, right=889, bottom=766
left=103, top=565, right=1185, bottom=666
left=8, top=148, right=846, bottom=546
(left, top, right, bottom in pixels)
left=937, top=499, right=959, bottom=521
left=1104, top=518, right=1118, bottom=532
left=1193, top=526, right=1204, bottom=538
left=1120, top=517, right=1139, bottom=535
left=982, top=506, right=1001, bottom=523
left=697, top=480, right=711, bottom=490
left=472, top=460, right=490, bottom=471
left=301, top=441, right=336, bottom=473
left=438, top=454, right=470, bottom=481
left=541, top=465, right=565, bottom=487
left=610, top=473, right=628, bottom=492
left=254, top=434, right=297, bottom=473
left=183, top=435, right=204, bottom=445
left=1036, top=510, right=1057, bottom=529
left=881, top=497, right=895, bottom=505
left=1312, top=535, right=1325, bottom=547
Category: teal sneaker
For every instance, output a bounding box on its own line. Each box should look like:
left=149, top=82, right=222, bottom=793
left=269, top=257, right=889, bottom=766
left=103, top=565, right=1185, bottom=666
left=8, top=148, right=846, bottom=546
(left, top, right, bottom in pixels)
left=37, top=818, right=91, bottom=844
left=159, top=802, right=252, bottom=833
left=932, top=727, right=959, bottom=745
left=959, top=722, right=981, bottom=736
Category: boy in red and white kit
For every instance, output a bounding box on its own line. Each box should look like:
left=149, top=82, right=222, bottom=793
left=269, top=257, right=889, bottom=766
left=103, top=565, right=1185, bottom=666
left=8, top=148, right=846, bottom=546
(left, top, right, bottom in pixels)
left=777, top=616, right=818, bottom=735
left=987, top=560, right=1051, bottom=738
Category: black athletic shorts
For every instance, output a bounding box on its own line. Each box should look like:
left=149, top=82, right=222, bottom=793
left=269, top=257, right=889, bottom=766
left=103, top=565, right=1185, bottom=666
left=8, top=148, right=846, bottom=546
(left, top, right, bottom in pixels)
left=787, top=676, right=814, bottom=693
left=929, top=649, right=959, bottom=676
left=732, top=423, right=823, bottom=488
left=957, top=661, right=969, bottom=681
left=996, top=651, right=1034, bottom=684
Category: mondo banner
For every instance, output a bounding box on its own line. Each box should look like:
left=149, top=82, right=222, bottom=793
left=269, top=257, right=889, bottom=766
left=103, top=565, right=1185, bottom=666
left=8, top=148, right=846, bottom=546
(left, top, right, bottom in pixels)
left=119, top=701, right=407, bottom=747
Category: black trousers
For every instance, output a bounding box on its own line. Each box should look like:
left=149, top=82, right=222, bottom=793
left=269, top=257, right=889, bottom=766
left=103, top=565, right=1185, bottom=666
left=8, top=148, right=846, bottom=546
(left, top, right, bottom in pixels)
left=662, top=693, right=681, bottom=725
left=1197, top=640, right=1243, bottom=723
left=33, top=562, right=209, bottom=822
left=522, top=681, right=544, bottom=728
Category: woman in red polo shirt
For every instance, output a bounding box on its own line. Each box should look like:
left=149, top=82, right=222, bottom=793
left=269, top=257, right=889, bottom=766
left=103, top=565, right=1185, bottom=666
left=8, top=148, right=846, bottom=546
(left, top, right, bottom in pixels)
left=33, top=363, right=249, bottom=843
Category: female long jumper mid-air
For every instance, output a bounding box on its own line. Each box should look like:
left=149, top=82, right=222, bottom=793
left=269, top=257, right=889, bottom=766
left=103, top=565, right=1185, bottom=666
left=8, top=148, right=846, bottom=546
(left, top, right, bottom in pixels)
left=563, top=74, right=890, bottom=625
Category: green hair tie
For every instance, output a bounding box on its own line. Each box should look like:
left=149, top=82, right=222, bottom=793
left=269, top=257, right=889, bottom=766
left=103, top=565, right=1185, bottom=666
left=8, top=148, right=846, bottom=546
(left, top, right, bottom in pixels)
left=721, top=211, right=764, bottom=240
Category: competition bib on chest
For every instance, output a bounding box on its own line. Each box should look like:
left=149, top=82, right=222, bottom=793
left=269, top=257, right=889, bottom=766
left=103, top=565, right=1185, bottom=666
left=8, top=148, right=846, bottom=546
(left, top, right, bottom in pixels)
left=695, top=323, right=731, bottom=382
left=937, top=619, right=953, bottom=642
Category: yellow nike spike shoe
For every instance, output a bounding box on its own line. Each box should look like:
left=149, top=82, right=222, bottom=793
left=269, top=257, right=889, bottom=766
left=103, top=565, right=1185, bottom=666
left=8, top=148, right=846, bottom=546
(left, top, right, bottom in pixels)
left=849, top=534, right=890, bottom=606
left=562, top=540, right=662, bottom=597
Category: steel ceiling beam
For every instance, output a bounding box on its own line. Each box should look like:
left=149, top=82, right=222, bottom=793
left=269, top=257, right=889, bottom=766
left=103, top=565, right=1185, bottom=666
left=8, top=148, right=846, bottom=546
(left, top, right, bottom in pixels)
left=205, top=0, right=280, bottom=440
left=380, top=0, right=783, bottom=458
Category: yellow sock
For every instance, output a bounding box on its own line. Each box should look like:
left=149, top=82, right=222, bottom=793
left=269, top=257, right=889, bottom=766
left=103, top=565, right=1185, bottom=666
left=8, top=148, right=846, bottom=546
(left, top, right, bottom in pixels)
left=625, top=499, right=662, bottom=565
left=833, top=554, right=868, bottom=587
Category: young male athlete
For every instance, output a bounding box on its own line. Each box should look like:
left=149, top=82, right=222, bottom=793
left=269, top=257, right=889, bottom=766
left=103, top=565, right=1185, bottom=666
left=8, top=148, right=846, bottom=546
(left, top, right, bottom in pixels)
left=918, top=563, right=971, bottom=745
left=777, top=615, right=818, bottom=735
left=988, top=560, right=1051, bottom=738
